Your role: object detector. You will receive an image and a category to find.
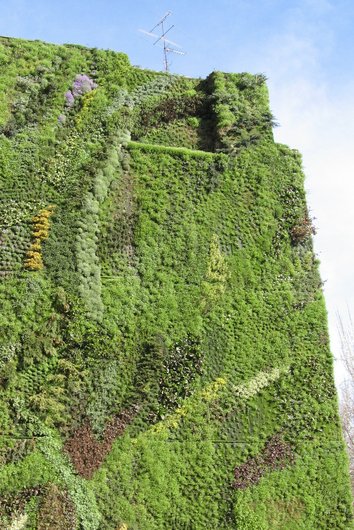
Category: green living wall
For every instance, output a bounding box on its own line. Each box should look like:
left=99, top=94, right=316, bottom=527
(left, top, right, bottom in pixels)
left=0, top=36, right=352, bottom=529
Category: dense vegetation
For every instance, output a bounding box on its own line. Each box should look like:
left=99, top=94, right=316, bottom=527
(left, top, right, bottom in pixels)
left=0, top=36, right=352, bottom=529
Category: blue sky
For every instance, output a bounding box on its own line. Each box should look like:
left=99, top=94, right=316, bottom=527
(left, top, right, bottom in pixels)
left=1, top=0, right=354, bottom=385
left=1, top=0, right=353, bottom=79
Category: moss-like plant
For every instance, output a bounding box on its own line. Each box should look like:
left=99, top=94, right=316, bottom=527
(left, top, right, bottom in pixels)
left=24, top=206, right=55, bottom=271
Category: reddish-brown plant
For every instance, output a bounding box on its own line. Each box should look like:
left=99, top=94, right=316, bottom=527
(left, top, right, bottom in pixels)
left=37, top=483, right=76, bottom=530
left=233, top=434, right=294, bottom=489
left=290, top=214, right=316, bottom=244
left=64, top=406, right=139, bottom=479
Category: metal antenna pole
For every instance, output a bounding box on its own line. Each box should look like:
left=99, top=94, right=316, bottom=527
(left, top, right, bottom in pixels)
left=162, top=17, right=168, bottom=72
left=139, top=12, right=186, bottom=73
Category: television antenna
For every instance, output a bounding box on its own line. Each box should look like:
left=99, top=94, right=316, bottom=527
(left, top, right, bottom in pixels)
left=139, top=11, right=186, bottom=72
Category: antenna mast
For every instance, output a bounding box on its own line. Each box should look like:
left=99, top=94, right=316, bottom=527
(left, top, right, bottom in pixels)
left=139, top=11, right=186, bottom=72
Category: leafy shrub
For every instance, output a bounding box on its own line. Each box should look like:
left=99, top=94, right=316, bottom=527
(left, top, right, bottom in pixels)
left=159, top=335, right=203, bottom=414
left=290, top=213, right=316, bottom=244
left=0, top=486, right=42, bottom=528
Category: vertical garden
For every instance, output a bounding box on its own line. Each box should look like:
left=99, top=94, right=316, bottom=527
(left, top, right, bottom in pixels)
left=0, top=36, right=352, bottom=529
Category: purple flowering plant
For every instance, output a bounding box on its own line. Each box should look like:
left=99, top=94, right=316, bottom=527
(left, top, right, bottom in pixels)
left=72, top=74, right=97, bottom=96
left=64, top=90, right=75, bottom=107
left=65, top=74, right=97, bottom=107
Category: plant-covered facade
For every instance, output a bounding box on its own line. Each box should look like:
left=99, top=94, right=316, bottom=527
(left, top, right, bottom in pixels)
left=0, top=36, right=352, bottom=529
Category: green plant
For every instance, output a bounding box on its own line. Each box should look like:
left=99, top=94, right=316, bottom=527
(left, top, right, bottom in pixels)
left=291, top=213, right=316, bottom=244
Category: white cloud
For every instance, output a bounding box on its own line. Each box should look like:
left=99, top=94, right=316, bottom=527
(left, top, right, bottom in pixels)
left=256, top=27, right=354, bottom=387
